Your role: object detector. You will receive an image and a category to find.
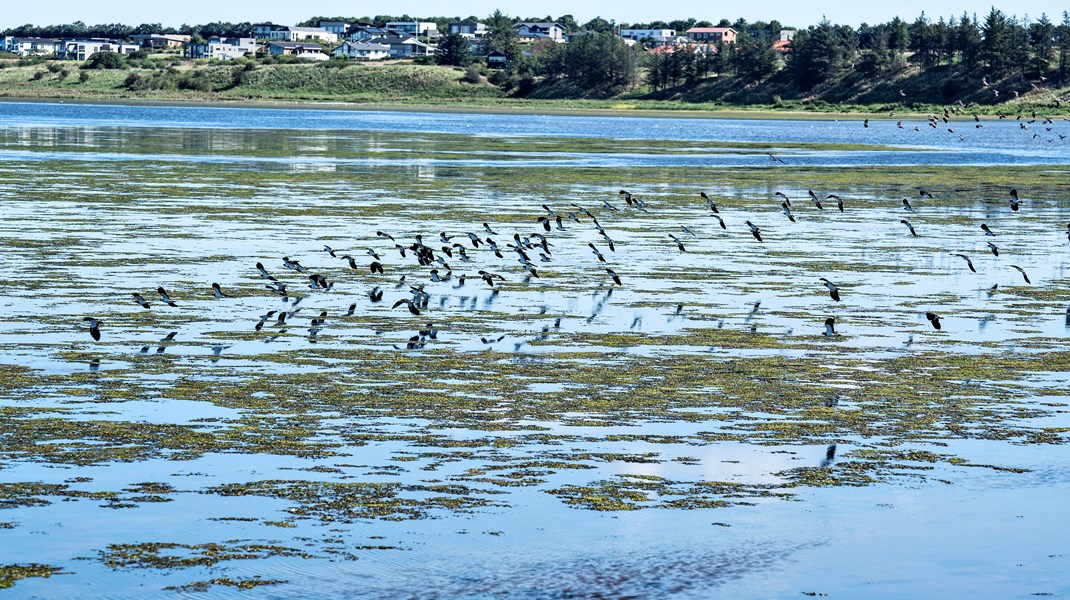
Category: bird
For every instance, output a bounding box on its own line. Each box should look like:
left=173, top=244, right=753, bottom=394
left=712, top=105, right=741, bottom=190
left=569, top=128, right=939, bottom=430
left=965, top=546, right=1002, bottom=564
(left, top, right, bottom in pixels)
left=132, top=293, right=151, bottom=309
left=823, top=317, right=837, bottom=336
left=668, top=234, right=686, bottom=252
left=901, top=219, right=917, bottom=237
left=807, top=190, right=824, bottom=210
left=256, top=262, right=277, bottom=281
left=819, top=278, right=840, bottom=302
left=376, top=231, right=395, bottom=241
left=83, top=317, right=101, bottom=341
left=781, top=202, right=796, bottom=223
left=981, top=223, right=995, bottom=236
left=536, top=216, right=552, bottom=232
left=482, top=222, right=497, bottom=235
left=211, top=283, right=227, bottom=298
left=1009, top=189, right=1020, bottom=211
left=767, top=153, right=787, bottom=164
left=774, top=191, right=791, bottom=207
left=157, top=287, right=177, bottom=307
left=902, top=198, right=914, bottom=211
left=680, top=225, right=696, bottom=236
left=392, top=298, right=421, bottom=315
left=951, top=253, right=976, bottom=273
left=863, top=119, right=869, bottom=128
left=700, top=191, right=718, bottom=213
left=713, top=215, right=726, bottom=230
left=371, top=261, right=384, bottom=274
left=827, top=194, right=844, bottom=212
left=369, top=287, right=384, bottom=302
left=323, top=245, right=337, bottom=257
left=745, top=220, right=763, bottom=242
left=606, top=268, right=622, bottom=286
left=478, top=270, right=505, bottom=287
left=588, top=242, right=606, bottom=262
left=926, top=312, right=942, bottom=330
left=1010, top=265, right=1031, bottom=284
left=987, top=242, right=999, bottom=256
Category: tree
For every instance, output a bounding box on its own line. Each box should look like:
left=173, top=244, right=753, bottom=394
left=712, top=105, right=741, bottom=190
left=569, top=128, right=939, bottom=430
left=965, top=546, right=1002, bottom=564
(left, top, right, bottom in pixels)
left=981, top=8, right=1012, bottom=76
left=1058, top=12, right=1070, bottom=84
left=731, top=39, right=778, bottom=80
left=436, top=32, right=472, bottom=66
left=482, top=10, right=521, bottom=62
left=583, top=17, right=614, bottom=34
left=1028, top=14, right=1055, bottom=79
left=562, top=32, right=637, bottom=93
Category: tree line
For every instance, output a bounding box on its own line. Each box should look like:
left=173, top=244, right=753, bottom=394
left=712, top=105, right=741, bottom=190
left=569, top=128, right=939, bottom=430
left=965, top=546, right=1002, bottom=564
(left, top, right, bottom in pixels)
left=6, top=9, right=1070, bottom=100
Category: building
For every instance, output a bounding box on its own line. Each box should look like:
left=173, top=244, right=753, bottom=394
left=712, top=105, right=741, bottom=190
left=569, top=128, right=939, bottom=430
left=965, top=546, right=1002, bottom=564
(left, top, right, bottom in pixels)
left=486, top=50, right=508, bottom=68
left=1, top=36, right=62, bottom=56
left=779, top=29, right=797, bottom=42
left=514, top=22, right=564, bottom=42
left=364, top=34, right=431, bottom=57
left=385, top=21, right=439, bottom=37
left=253, top=23, right=282, bottom=39
left=645, top=35, right=687, bottom=48
left=266, top=41, right=329, bottom=60
left=685, top=27, right=737, bottom=44
left=347, top=26, right=390, bottom=41
left=58, top=40, right=139, bottom=61
left=619, top=28, right=675, bottom=41
left=318, top=21, right=352, bottom=36
left=254, top=24, right=337, bottom=43
left=332, top=41, right=390, bottom=60
left=186, top=37, right=256, bottom=60
left=130, top=34, right=191, bottom=49
left=448, top=21, right=487, bottom=38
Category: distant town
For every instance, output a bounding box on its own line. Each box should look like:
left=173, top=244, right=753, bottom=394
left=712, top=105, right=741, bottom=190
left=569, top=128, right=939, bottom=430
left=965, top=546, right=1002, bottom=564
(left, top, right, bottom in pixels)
left=0, top=18, right=783, bottom=63
left=1, top=10, right=1066, bottom=109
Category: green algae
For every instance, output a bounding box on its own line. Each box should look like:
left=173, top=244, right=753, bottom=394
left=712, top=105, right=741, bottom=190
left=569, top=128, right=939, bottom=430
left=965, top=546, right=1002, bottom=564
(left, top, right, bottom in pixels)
left=0, top=564, right=64, bottom=589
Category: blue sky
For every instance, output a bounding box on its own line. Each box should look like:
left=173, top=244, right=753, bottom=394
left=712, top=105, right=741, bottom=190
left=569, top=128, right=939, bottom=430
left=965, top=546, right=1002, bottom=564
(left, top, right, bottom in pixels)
left=3, top=0, right=1067, bottom=29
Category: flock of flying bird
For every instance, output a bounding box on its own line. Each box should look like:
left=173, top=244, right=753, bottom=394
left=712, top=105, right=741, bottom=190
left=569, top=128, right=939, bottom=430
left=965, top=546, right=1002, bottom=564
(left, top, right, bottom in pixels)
left=78, top=111, right=1066, bottom=352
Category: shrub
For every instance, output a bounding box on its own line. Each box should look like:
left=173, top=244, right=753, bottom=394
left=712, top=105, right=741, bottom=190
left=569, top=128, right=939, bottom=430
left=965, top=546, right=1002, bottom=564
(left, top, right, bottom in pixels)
left=78, top=70, right=90, bottom=83
left=460, top=63, right=482, bottom=84
left=30, top=70, right=45, bottom=80
left=84, top=52, right=127, bottom=70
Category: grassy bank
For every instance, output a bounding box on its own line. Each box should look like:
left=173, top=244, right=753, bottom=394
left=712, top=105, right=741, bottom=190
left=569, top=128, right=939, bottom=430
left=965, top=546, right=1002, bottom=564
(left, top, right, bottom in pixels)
left=1, top=59, right=1067, bottom=117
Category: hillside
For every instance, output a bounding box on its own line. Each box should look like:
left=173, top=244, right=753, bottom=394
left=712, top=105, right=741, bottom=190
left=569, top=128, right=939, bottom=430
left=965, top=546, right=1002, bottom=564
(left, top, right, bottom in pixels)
left=0, top=59, right=1067, bottom=116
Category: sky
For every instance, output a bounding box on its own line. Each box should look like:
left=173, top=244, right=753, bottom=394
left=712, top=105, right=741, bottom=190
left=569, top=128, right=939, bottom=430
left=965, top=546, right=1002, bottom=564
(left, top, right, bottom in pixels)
left=3, top=0, right=1067, bottom=30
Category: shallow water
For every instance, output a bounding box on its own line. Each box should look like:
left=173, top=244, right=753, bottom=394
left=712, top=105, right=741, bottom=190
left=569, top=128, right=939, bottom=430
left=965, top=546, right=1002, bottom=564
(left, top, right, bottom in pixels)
left=0, top=101, right=1068, bottom=597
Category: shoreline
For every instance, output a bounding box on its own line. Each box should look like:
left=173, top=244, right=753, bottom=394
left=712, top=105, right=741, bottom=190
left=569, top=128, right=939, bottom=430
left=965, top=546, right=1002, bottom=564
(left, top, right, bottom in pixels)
left=0, top=95, right=920, bottom=121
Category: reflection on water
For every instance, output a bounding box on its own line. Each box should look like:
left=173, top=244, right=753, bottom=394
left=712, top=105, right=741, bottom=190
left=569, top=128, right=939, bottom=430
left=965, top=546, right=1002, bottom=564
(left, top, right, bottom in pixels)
left=0, top=103, right=1068, bottom=598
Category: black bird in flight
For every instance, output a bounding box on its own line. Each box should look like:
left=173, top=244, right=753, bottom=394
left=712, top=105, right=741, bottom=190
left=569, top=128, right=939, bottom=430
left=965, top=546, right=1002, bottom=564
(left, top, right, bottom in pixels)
left=83, top=317, right=102, bottom=341
left=819, top=278, right=840, bottom=301
left=157, top=287, right=177, bottom=307
left=926, top=312, right=942, bottom=330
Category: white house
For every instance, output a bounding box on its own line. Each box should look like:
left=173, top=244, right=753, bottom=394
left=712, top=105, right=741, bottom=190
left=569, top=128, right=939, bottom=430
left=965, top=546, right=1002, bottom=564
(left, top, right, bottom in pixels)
left=514, top=22, right=565, bottom=42
left=332, top=41, right=390, bottom=60
left=255, top=24, right=337, bottom=43
left=186, top=37, right=256, bottom=60
left=619, top=29, right=676, bottom=41
left=1, top=36, right=62, bottom=56
left=385, top=21, right=439, bottom=37
left=59, top=40, right=139, bottom=61
left=266, top=41, right=329, bottom=60
left=365, top=34, right=431, bottom=57
left=448, top=22, right=487, bottom=38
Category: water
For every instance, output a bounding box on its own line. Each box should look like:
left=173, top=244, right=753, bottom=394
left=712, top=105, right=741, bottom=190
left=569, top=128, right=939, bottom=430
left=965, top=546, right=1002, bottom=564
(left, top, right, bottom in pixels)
left=0, top=101, right=1067, bottom=598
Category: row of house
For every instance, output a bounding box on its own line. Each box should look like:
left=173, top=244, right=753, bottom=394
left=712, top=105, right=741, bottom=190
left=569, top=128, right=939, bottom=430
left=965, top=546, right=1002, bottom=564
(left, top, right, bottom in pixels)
left=1, top=36, right=141, bottom=60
